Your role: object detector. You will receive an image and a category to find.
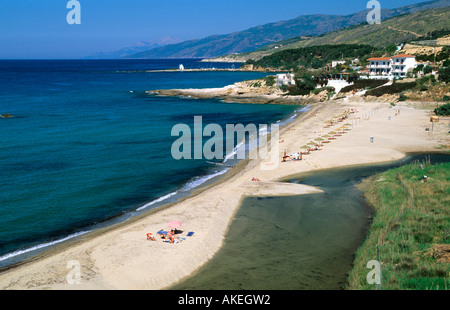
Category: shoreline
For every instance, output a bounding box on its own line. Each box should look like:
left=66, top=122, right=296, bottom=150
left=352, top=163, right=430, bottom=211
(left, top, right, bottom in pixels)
left=0, top=93, right=448, bottom=289
left=0, top=95, right=302, bottom=270
left=148, top=85, right=323, bottom=105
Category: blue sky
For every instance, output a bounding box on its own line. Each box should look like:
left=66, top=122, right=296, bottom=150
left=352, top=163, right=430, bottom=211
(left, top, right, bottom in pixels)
left=0, top=0, right=429, bottom=59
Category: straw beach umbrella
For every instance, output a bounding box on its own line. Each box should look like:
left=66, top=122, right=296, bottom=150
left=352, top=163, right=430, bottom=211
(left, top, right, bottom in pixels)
left=315, top=137, right=324, bottom=146
left=300, top=145, right=310, bottom=154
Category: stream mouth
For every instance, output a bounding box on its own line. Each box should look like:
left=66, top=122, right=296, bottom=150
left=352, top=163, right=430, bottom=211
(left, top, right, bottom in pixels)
left=171, top=153, right=450, bottom=290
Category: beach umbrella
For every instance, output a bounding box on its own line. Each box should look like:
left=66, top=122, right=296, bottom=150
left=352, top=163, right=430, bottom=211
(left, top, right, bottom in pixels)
left=315, top=137, right=324, bottom=141
left=301, top=145, right=309, bottom=149
left=168, top=220, right=182, bottom=229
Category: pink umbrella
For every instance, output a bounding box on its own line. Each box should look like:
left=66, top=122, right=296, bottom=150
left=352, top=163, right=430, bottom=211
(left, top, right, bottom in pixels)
left=168, top=220, right=182, bottom=229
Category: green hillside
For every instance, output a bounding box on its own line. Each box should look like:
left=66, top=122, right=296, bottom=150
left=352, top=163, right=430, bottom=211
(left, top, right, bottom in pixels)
left=128, top=0, right=449, bottom=59
left=222, top=6, right=450, bottom=62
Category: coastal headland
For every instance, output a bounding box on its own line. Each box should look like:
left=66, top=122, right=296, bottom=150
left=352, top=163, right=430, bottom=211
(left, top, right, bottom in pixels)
left=147, top=80, right=328, bottom=105
left=0, top=85, right=448, bottom=290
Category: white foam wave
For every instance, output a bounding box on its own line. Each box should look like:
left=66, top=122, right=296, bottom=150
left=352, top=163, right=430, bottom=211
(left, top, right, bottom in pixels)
left=297, top=105, right=311, bottom=113
left=136, top=191, right=179, bottom=211
left=223, top=140, right=245, bottom=163
left=0, top=230, right=90, bottom=263
left=180, top=169, right=228, bottom=191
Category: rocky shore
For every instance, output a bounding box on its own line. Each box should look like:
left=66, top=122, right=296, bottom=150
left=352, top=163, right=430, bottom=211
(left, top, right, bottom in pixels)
left=148, top=79, right=331, bottom=105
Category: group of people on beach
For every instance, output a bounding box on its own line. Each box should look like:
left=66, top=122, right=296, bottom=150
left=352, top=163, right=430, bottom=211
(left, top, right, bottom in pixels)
left=147, top=229, right=181, bottom=243
left=282, top=151, right=303, bottom=163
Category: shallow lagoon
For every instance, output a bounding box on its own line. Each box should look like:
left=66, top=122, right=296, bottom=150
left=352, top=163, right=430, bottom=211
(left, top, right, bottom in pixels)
left=172, top=154, right=450, bottom=290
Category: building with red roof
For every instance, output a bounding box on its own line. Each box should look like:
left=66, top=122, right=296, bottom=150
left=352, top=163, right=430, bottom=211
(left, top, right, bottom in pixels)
left=365, top=54, right=417, bottom=79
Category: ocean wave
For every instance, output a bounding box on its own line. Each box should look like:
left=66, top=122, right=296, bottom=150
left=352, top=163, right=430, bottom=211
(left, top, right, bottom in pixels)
left=180, top=169, right=229, bottom=191
left=223, top=140, right=245, bottom=163
left=0, top=230, right=90, bottom=263
left=136, top=168, right=229, bottom=212
left=136, top=191, right=179, bottom=211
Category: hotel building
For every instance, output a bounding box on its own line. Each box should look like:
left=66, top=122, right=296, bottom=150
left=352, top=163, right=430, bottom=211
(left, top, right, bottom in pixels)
left=366, top=54, right=417, bottom=79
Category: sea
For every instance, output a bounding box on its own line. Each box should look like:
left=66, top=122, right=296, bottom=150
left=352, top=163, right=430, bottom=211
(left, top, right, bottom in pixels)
left=0, top=59, right=302, bottom=268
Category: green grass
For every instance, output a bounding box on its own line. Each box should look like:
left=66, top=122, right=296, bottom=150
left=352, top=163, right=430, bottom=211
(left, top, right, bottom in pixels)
left=347, top=160, right=450, bottom=290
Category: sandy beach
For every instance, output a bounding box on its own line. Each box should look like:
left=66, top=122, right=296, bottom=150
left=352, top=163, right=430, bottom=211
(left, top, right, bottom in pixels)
left=0, top=96, right=448, bottom=290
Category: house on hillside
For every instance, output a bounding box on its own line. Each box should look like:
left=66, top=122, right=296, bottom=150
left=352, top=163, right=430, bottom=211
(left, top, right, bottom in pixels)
left=276, top=73, right=296, bottom=86
left=332, top=60, right=346, bottom=68
left=315, top=73, right=354, bottom=94
left=367, top=57, right=392, bottom=78
left=390, top=54, right=417, bottom=78
left=365, top=54, right=417, bottom=79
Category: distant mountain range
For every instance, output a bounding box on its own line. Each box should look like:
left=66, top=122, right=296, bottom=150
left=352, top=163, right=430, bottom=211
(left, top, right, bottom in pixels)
left=126, top=0, right=450, bottom=59
left=218, top=6, right=450, bottom=62
left=85, top=36, right=181, bottom=59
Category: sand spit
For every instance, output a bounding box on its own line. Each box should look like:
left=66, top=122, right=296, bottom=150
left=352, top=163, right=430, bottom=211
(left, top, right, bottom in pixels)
left=0, top=97, right=448, bottom=290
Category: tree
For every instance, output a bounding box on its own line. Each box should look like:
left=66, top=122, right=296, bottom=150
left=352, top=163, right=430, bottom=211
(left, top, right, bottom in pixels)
left=289, top=74, right=316, bottom=96
left=423, top=65, right=433, bottom=75
left=438, top=66, right=450, bottom=83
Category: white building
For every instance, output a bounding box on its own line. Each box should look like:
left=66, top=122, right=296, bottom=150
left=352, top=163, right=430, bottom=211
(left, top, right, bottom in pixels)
left=332, top=60, right=346, bottom=67
left=316, top=73, right=354, bottom=96
left=366, top=54, right=417, bottom=79
left=390, top=54, right=417, bottom=78
left=276, top=73, right=296, bottom=86
left=367, top=57, right=392, bottom=77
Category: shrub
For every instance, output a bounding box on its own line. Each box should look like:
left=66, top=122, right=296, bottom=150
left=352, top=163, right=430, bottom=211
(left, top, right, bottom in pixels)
left=398, top=93, right=408, bottom=101
left=280, top=85, right=289, bottom=92
left=365, top=82, right=416, bottom=97
left=434, top=103, right=450, bottom=116
left=264, top=76, right=276, bottom=87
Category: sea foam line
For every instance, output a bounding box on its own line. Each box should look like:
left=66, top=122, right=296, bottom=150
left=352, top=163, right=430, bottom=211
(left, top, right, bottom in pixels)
left=0, top=231, right=90, bottom=263
left=136, top=191, right=179, bottom=211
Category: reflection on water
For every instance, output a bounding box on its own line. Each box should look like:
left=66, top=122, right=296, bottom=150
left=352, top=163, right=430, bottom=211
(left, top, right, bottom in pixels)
left=172, top=154, right=450, bottom=290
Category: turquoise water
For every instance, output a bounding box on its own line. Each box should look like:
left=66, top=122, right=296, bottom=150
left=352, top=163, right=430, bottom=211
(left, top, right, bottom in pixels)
left=0, top=60, right=300, bottom=267
left=172, top=154, right=450, bottom=290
